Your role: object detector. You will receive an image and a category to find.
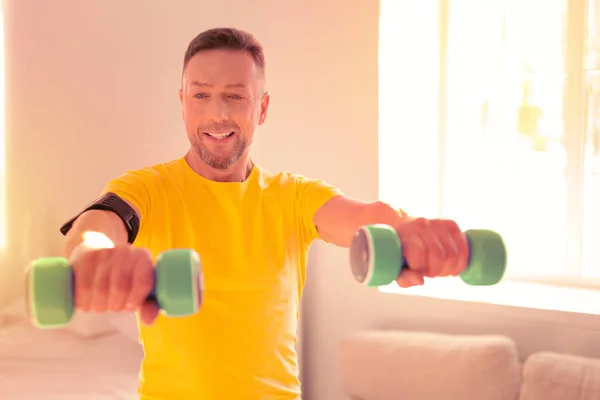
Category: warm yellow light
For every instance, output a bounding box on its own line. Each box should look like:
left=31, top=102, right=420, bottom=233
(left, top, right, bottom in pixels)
left=82, top=231, right=115, bottom=249
left=0, top=8, right=5, bottom=249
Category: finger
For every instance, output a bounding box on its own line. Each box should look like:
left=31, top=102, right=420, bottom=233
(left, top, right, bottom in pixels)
left=107, top=255, right=132, bottom=312
left=139, top=300, right=160, bottom=326
left=395, top=268, right=425, bottom=288
left=434, top=219, right=468, bottom=276
left=453, top=230, right=470, bottom=276
left=400, top=232, right=428, bottom=274
left=429, top=220, right=459, bottom=276
left=436, top=235, right=458, bottom=276
left=125, top=251, right=154, bottom=311
left=423, top=229, right=447, bottom=277
left=90, top=255, right=112, bottom=313
left=73, top=251, right=98, bottom=312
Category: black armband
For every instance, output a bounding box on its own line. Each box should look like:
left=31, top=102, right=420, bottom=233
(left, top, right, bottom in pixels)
left=59, top=192, right=140, bottom=244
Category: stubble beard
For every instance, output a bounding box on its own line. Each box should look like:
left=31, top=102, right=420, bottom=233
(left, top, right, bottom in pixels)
left=194, top=133, right=249, bottom=170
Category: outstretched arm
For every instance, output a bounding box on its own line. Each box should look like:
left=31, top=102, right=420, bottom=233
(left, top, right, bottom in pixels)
left=313, top=196, right=409, bottom=248
left=313, top=195, right=469, bottom=287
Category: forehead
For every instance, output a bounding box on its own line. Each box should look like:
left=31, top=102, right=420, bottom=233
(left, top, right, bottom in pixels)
left=182, top=49, right=261, bottom=88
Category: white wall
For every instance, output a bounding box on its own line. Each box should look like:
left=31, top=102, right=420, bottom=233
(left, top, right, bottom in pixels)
left=2, top=1, right=600, bottom=400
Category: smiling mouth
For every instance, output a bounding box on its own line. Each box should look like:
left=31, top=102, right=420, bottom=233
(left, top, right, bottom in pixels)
left=204, top=132, right=235, bottom=140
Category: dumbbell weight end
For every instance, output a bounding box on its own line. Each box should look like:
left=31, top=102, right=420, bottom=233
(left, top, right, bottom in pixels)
left=26, top=249, right=203, bottom=329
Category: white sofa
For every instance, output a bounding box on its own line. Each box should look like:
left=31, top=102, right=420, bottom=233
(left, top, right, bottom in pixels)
left=340, top=330, right=600, bottom=400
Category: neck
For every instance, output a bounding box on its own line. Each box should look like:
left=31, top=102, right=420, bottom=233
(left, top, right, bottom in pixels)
left=184, top=150, right=254, bottom=182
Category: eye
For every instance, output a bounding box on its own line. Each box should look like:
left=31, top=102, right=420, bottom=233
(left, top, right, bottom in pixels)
left=228, top=94, right=243, bottom=100
left=194, top=93, right=208, bottom=99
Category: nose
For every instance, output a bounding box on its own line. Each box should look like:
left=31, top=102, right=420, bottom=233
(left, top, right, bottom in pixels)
left=206, top=96, right=229, bottom=121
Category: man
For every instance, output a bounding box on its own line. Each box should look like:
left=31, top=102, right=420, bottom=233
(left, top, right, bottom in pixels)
left=62, top=27, right=469, bottom=400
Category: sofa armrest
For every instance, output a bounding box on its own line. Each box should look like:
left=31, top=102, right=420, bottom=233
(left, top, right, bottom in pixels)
left=519, top=351, right=600, bottom=400
left=340, top=330, right=521, bottom=400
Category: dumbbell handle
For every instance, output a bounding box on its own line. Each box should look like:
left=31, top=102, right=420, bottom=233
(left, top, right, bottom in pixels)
left=62, top=237, right=165, bottom=301
left=26, top=257, right=155, bottom=327
left=350, top=224, right=507, bottom=287
left=36, top=261, right=162, bottom=300
left=27, top=249, right=202, bottom=329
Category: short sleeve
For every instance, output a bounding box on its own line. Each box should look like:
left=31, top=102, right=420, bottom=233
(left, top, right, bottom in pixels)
left=295, top=175, right=343, bottom=243
left=101, top=168, right=155, bottom=233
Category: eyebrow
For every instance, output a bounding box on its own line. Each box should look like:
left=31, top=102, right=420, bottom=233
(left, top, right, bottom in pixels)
left=190, top=81, right=249, bottom=89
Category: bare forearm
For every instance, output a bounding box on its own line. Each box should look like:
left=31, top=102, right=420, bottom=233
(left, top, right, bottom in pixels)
left=62, top=210, right=129, bottom=258
left=358, top=200, right=410, bottom=226
left=339, top=201, right=409, bottom=246
left=315, top=196, right=410, bottom=248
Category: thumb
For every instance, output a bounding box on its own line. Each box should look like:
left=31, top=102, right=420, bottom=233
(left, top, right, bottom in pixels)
left=395, top=268, right=425, bottom=288
left=139, top=299, right=160, bottom=326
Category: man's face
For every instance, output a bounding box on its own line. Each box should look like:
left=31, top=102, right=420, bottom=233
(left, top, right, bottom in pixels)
left=179, top=49, right=269, bottom=170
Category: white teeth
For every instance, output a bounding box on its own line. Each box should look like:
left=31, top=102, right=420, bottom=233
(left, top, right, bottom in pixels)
left=207, top=132, right=233, bottom=140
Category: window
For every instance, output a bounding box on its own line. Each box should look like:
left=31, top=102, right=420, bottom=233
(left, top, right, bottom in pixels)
left=0, top=7, right=5, bottom=250
left=379, top=0, right=600, bottom=298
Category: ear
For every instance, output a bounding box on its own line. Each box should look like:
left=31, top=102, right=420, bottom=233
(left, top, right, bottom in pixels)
left=179, top=88, right=185, bottom=119
left=258, top=91, right=270, bottom=125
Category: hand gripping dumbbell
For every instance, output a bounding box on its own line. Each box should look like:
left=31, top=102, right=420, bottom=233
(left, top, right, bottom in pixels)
left=349, top=224, right=507, bottom=287
left=26, top=249, right=203, bottom=328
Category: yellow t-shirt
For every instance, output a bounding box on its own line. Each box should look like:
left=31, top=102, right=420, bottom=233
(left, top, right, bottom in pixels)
left=102, top=157, right=342, bottom=400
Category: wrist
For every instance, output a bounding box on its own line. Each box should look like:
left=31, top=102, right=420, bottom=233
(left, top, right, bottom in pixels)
left=67, top=231, right=115, bottom=264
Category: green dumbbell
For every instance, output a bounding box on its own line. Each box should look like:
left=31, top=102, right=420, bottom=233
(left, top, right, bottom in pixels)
left=349, top=224, right=507, bottom=287
left=26, top=249, right=203, bottom=328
